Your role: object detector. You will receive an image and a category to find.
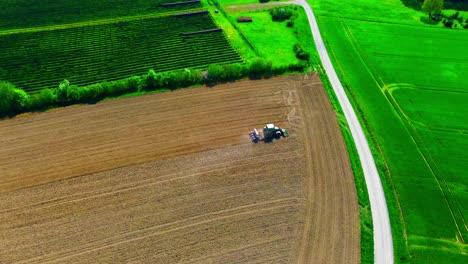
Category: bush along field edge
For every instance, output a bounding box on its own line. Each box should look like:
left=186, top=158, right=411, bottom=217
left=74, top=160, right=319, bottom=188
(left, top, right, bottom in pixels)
left=0, top=58, right=308, bottom=118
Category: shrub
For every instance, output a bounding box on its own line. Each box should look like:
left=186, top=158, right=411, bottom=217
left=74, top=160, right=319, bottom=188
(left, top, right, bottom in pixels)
left=56, top=79, right=70, bottom=102
left=286, top=20, right=295, bottom=27
left=0, top=81, right=30, bottom=115
left=54, top=79, right=84, bottom=103
left=79, top=83, right=104, bottom=102
left=223, top=63, right=243, bottom=81
left=126, top=76, right=141, bottom=92
left=431, top=12, right=443, bottom=22
left=106, top=80, right=128, bottom=96
left=297, top=51, right=310, bottom=61
left=28, top=88, right=56, bottom=110
left=64, top=84, right=81, bottom=102
left=142, top=69, right=159, bottom=91
left=272, top=65, right=288, bottom=75
left=207, top=64, right=225, bottom=82
left=449, top=11, right=460, bottom=20
left=248, top=58, right=272, bottom=78
left=188, top=69, right=204, bottom=84
left=158, top=71, right=179, bottom=89
left=288, top=63, right=306, bottom=72
left=180, top=68, right=203, bottom=86
left=271, top=7, right=293, bottom=21
left=444, top=19, right=454, bottom=28
left=165, top=71, right=183, bottom=89
left=294, top=43, right=310, bottom=62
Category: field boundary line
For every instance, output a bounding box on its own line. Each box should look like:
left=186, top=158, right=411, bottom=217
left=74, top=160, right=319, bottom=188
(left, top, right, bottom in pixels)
left=297, top=0, right=394, bottom=263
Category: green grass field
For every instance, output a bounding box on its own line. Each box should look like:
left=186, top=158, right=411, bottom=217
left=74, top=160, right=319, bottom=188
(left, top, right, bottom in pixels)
left=0, top=3, right=242, bottom=93
left=212, top=1, right=317, bottom=67
left=310, top=0, right=468, bottom=262
left=0, top=0, right=201, bottom=29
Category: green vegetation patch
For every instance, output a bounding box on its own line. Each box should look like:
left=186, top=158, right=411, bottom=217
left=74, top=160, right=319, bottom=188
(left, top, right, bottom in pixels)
left=0, top=13, right=242, bottom=93
left=311, top=0, right=468, bottom=262
left=223, top=6, right=316, bottom=67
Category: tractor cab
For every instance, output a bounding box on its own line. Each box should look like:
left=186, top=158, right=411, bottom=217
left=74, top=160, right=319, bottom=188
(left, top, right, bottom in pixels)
left=249, top=123, right=289, bottom=143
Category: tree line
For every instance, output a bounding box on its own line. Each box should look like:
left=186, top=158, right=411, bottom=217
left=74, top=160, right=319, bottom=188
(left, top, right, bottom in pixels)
left=0, top=59, right=307, bottom=117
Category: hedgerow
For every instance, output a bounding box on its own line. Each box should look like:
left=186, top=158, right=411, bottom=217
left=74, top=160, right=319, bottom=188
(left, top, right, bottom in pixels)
left=0, top=59, right=306, bottom=118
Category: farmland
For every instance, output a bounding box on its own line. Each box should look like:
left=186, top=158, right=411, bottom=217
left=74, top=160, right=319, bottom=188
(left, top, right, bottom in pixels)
left=0, top=0, right=202, bottom=29
left=0, top=1, right=242, bottom=93
left=0, top=75, right=360, bottom=263
left=310, top=0, right=468, bottom=262
left=0, top=13, right=242, bottom=93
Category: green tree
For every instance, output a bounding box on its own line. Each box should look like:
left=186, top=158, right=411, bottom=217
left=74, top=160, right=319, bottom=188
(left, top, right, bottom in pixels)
left=142, top=69, right=159, bottom=91
left=422, top=0, right=444, bottom=17
left=248, top=58, right=272, bottom=78
left=271, top=7, right=293, bottom=21
left=56, top=79, right=70, bottom=102
left=0, top=81, right=29, bottom=115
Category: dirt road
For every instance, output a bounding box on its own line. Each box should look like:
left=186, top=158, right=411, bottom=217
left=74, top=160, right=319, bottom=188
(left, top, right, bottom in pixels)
left=296, top=1, right=394, bottom=262
left=0, top=74, right=359, bottom=263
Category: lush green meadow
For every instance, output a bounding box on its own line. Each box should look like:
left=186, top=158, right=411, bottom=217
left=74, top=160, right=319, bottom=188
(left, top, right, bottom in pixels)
left=211, top=1, right=316, bottom=68
left=0, top=0, right=201, bottom=29
left=311, top=0, right=468, bottom=262
left=227, top=8, right=314, bottom=67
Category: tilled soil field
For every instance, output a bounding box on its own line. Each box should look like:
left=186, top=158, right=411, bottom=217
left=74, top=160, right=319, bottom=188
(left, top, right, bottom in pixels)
left=0, top=74, right=359, bottom=263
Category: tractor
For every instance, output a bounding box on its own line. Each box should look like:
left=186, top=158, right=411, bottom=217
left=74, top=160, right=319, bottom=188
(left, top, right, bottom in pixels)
left=249, top=123, right=289, bottom=143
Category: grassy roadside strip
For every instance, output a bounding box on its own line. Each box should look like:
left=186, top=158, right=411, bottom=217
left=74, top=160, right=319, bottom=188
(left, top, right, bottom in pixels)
left=315, top=65, right=373, bottom=264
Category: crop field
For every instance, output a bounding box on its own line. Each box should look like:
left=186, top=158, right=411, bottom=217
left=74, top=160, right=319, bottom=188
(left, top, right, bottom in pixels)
left=0, top=75, right=360, bottom=263
left=0, top=12, right=242, bottom=93
left=0, top=0, right=201, bottom=29
left=311, top=0, right=468, bottom=262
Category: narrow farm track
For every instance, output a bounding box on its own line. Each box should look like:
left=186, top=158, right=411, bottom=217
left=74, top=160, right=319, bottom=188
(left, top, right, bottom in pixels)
left=0, top=75, right=359, bottom=263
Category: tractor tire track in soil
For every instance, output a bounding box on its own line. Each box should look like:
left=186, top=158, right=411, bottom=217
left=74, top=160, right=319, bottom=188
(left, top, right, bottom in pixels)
left=0, top=74, right=359, bottom=263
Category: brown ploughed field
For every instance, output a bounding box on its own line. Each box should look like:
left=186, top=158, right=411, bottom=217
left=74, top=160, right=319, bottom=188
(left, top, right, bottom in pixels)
left=0, top=74, right=359, bottom=263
